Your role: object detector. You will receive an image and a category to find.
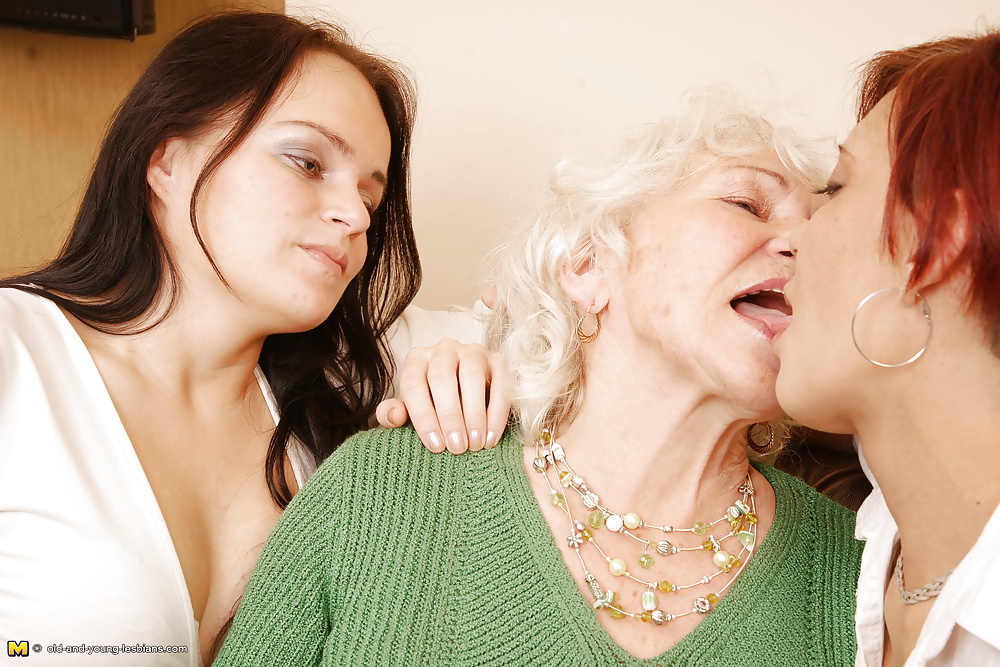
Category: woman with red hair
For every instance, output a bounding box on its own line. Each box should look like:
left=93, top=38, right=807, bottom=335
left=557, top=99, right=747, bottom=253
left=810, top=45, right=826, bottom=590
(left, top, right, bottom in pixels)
left=775, top=30, right=1000, bottom=667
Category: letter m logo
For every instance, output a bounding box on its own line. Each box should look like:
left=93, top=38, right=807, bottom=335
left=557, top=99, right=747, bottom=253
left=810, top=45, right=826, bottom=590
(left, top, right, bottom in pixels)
left=7, top=641, right=29, bottom=657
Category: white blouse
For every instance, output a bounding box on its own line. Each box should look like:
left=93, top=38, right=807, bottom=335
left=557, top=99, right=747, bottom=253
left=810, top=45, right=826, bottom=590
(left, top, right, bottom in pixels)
left=854, top=446, right=1000, bottom=666
left=0, top=288, right=482, bottom=664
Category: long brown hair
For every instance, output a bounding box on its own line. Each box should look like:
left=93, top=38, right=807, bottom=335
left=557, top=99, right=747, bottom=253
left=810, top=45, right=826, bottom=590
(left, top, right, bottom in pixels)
left=1, top=10, right=421, bottom=504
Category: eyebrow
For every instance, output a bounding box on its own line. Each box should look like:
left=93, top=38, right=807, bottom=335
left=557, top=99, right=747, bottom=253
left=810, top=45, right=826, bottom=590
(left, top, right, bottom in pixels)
left=727, top=165, right=788, bottom=188
left=277, top=120, right=388, bottom=186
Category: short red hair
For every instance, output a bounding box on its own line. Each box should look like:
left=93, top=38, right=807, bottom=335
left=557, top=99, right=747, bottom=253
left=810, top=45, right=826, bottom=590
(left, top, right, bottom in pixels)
left=858, top=30, right=1000, bottom=350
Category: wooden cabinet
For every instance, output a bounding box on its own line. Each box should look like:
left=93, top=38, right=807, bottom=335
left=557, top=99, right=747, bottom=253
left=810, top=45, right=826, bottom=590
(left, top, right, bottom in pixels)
left=0, top=0, right=283, bottom=276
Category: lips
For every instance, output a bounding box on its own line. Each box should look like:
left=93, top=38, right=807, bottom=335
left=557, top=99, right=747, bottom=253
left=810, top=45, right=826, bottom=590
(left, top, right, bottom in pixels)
left=730, top=278, right=792, bottom=339
left=302, top=244, right=349, bottom=275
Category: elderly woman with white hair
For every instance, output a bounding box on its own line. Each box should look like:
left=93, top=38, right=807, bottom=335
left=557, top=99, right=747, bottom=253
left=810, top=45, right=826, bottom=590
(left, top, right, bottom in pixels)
left=215, top=97, right=863, bottom=667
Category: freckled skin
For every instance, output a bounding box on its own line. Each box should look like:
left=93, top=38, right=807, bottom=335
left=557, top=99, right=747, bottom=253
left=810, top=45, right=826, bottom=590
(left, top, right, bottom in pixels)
left=603, top=149, right=816, bottom=417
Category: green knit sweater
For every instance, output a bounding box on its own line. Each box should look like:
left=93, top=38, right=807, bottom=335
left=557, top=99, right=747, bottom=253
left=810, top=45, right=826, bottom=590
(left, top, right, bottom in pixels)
left=215, top=427, right=862, bottom=666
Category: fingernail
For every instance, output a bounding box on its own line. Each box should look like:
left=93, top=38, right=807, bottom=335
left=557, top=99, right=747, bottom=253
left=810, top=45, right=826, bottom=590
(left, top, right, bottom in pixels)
left=427, top=431, right=443, bottom=452
left=448, top=430, right=466, bottom=453
left=486, top=431, right=498, bottom=448
left=469, top=429, right=482, bottom=450
left=387, top=406, right=403, bottom=425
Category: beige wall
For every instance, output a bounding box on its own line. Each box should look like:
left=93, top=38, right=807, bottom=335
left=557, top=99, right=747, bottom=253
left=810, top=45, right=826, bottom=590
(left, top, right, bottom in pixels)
left=6, top=2, right=999, bottom=306
left=289, top=0, right=1000, bottom=309
left=0, top=0, right=283, bottom=277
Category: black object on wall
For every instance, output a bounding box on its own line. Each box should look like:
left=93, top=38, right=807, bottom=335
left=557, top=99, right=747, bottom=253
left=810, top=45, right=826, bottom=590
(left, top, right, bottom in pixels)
left=0, top=0, right=155, bottom=40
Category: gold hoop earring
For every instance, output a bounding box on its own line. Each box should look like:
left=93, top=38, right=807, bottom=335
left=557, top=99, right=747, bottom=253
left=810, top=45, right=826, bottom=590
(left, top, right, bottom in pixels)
left=576, top=305, right=601, bottom=344
left=746, top=422, right=774, bottom=454
left=851, top=287, right=932, bottom=368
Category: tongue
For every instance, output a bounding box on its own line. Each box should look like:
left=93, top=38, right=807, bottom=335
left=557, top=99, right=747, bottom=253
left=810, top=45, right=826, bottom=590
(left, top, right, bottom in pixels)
left=733, top=300, right=791, bottom=336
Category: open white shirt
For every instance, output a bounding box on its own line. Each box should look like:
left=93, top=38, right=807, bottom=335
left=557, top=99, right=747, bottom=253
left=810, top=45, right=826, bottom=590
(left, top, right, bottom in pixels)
left=854, top=446, right=1000, bottom=666
left=0, top=288, right=483, bottom=664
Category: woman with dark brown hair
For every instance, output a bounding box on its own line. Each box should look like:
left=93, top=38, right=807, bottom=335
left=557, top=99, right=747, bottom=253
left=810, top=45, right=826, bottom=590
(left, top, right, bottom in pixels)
left=0, top=10, right=436, bottom=664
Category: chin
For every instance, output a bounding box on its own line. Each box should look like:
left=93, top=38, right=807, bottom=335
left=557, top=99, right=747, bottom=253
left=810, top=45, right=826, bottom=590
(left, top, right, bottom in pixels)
left=729, top=376, right=783, bottom=422
left=298, top=299, right=342, bottom=331
left=745, top=397, right=783, bottom=423
left=773, top=343, right=817, bottom=416
left=776, top=372, right=854, bottom=434
left=774, top=371, right=824, bottom=429
left=773, top=377, right=789, bottom=409
left=266, top=290, right=342, bottom=334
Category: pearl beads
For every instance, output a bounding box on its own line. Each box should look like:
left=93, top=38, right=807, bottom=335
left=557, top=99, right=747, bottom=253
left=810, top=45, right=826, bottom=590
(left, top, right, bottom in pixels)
left=530, top=428, right=756, bottom=628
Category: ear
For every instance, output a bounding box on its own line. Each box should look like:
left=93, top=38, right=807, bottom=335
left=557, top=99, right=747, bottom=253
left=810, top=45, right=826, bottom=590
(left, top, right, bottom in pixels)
left=558, top=246, right=614, bottom=314
left=147, top=137, right=190, bottom=202
left=905, top=189, right=970, bottom=297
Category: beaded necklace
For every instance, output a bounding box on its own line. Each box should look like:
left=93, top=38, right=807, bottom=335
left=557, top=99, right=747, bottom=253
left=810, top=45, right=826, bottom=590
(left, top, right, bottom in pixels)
left=532, top=429, right=757, bottom=624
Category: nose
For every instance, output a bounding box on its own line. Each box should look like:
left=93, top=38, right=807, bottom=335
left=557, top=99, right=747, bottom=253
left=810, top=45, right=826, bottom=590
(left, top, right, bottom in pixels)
left=787, top=223, right=802, bottom=257
left=320, top=180, right=372, bottom=235
left=766, top=214, right=806, bottom=259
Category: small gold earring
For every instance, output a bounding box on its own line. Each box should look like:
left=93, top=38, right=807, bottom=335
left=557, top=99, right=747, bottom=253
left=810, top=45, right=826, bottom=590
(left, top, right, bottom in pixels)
left=746, top=422, right=774, bottom=454
left=576, top=305, right=601, bottom=344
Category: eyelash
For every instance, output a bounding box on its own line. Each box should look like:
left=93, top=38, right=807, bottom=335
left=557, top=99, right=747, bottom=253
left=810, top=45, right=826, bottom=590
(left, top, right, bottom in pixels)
left=814, top=183, right=842, bottom=197
left=725, top=197, right=768, bottom=218
left=289, top=154, right=323, bottom=178
left=361, top=193, right=376, bottom=214
left=286, top=153, right=380, bottom=214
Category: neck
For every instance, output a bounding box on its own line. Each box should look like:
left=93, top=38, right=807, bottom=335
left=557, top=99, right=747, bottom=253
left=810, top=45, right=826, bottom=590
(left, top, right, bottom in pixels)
left=553, top=369, right=756, bottom=527
left=72, top=287, right=269, bottom=414
left=856, top=347, right=1000, bottom=587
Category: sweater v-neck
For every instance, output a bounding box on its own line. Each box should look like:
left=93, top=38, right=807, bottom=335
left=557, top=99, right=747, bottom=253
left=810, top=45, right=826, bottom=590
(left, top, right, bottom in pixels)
left=495, top=436, right=796, bottom=664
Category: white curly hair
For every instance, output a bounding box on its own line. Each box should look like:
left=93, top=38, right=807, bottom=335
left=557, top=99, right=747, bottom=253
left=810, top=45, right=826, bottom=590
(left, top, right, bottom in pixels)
left=483, top=91, right=834, bottom=449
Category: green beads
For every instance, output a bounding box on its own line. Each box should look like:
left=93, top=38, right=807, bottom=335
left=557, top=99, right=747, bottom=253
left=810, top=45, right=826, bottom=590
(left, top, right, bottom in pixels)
left=588, top=511, right=605, bottom=529
left=638, top=553, right=654, bottom=569
left=692, top=521, right=709, bottom=535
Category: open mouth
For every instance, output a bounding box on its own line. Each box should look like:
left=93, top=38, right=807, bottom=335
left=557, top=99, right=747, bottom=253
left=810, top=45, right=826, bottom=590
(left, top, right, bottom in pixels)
left=730, top=287, right=792, bottom=339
